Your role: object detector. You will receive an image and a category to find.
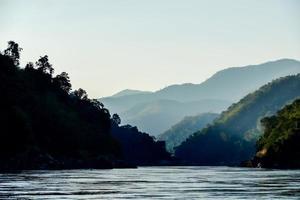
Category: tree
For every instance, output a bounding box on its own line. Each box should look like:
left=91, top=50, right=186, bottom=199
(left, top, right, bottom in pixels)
left=4, top=41, right=22, bottom=66
left=54, top=72, right=72, bottom=93
left=72, top=88, right=88, bottom=100
left=112, top=113, right=121, bottom=125
left=36, top=55, right=54, bottom=75
left=25, top=62, right=34, bottom=70
left=90, top=99, right=104, bottom=110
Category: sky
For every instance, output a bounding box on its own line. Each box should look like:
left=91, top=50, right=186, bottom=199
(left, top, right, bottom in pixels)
left=0, top=0, right=299, bottom=98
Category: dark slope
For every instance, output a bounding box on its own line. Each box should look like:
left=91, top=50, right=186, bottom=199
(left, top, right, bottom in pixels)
left=158, top=113, right=219, bottom=152
left=111, top=123, right=171, bottom=165
left=175, top=74, right=300, bottom=165
left=0, top=42, right=170, bottom=170
left=0, top=53, right=119, bottom=169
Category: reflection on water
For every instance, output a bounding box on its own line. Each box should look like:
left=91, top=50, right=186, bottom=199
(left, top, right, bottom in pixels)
left=0, top=166, right=299, bottom=199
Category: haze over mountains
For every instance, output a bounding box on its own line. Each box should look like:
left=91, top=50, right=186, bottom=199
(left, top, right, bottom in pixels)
left=111, top=89, right=152, bottom=98
left=100, top=59, right=300, bottom=136
left=175, top=74, right=300, bottom=165
left=2, top=40, right=300, bottom=170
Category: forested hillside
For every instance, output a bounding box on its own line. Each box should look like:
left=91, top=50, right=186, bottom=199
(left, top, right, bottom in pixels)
left=0, top=41, right=170, bottom=170
left=158, top=113, right=219, bottom=152
left=175, top=74, right=300, bottom=165
left=254, top=99, right=300, bottom=168
left=111, top=117, right=170, bottom=165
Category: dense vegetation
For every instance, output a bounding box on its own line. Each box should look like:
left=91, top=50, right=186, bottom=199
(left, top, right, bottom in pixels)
left=175, top=74, right=300, bottom=165
left=254, top=99, right=300, bottom=168
left=0, top=41, right=170, bottom=170
left=111, top=119, right=170, bottom=165
left=158, top=113, right=219, bottom=152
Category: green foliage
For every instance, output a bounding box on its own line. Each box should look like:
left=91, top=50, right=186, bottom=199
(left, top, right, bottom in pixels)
left=255, top=99, right=300, bottom=168
left=175, top=74, right=300, bottom=165
left=158, top=113, right=219, bottom=152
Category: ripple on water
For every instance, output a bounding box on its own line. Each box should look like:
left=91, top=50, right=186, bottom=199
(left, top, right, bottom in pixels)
left=0, top=167, right=299, bottom=199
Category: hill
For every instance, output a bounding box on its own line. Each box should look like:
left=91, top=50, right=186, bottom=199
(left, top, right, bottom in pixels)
left=100, top=59, right=300, bottom=134
left=111, top=122, right=170, bottom=165
left=111, top=89, right=152, bottom=98
left=120, top=99, right=229, bottom=136
left=158, top=113, right=219, bottom=152
left=0, top=41, right=170, bottom=170
left=175, top=74, right=300, bottom=166
left=253, top=99, right=300, bottom=168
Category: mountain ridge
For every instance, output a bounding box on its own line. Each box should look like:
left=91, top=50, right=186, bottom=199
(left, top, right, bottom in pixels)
left=111, top=89, right=152, bottom=98
left=100, top=58, right=300, bottom=135
left=175, top=73, right=300, bottom=165
left=158, top=113, right=219, bottom=152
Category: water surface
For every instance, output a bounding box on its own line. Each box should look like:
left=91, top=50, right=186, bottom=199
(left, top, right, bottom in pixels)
left=0, top=166, right=299, bottom=199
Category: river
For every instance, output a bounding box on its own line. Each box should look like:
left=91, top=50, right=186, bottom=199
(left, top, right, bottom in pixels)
left=0, top=166, right=299, bottom=199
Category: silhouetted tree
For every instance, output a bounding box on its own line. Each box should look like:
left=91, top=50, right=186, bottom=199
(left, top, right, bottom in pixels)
left=72, top=88, right=88, bottom=100
left=36, top=55, right=54, bottom=75
left=54, top=72, right=72, bottom=93
left=0, top=41, right=171, bottom=170
left=90, top=99, right=104, bottom=110
left=25, top=62, right=34, bottom=70
left=112, top=113, right=121, bottom=125
left=4, top=41, right=22, bottom=66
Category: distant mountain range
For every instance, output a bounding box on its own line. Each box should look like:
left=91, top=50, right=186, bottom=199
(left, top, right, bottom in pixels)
left=111, top=89, right=152, bottom=98
left=120, top=99, right=229, bottom=136
left=175, top=74, right=300, bottom=165
left=100, top=59, right=300, bottom=135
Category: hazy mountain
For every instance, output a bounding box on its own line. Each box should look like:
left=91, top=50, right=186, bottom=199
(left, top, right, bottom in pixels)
left=158, top=113, right=219, bottom=152
left=111, top=89, right=152, bottom=98
left=120, top=99, right=230, bottom=136
left=155, top=59, right=300, bottom=102
left=175, top=74, right=300, bottom=166
left=100, top=59, right=300, bottom=135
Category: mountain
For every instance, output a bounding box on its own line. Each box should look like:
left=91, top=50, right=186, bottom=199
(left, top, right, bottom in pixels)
left=111, top=89, right=152, bottom=98
left=0, top=41, right=170, bottom=170
left=120, top=99, right=230, bottom=136
left=253, top=99, right=300, bottom=169
left=158, top=113, right=219, bottom=152
left=100, top=59, right=300, bottom=135
left=175, top=74, right=300, bottom=166
left=111, top=123, right=170, bottom=165
left=155, top=59, right=300, bottom=102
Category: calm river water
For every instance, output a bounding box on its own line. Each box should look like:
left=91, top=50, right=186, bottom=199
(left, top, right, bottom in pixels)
left=0, top=166, right=299, bottom=199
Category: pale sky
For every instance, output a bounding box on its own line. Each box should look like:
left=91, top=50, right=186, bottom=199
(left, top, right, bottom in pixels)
left=1, top=0, right=299, bottom=98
